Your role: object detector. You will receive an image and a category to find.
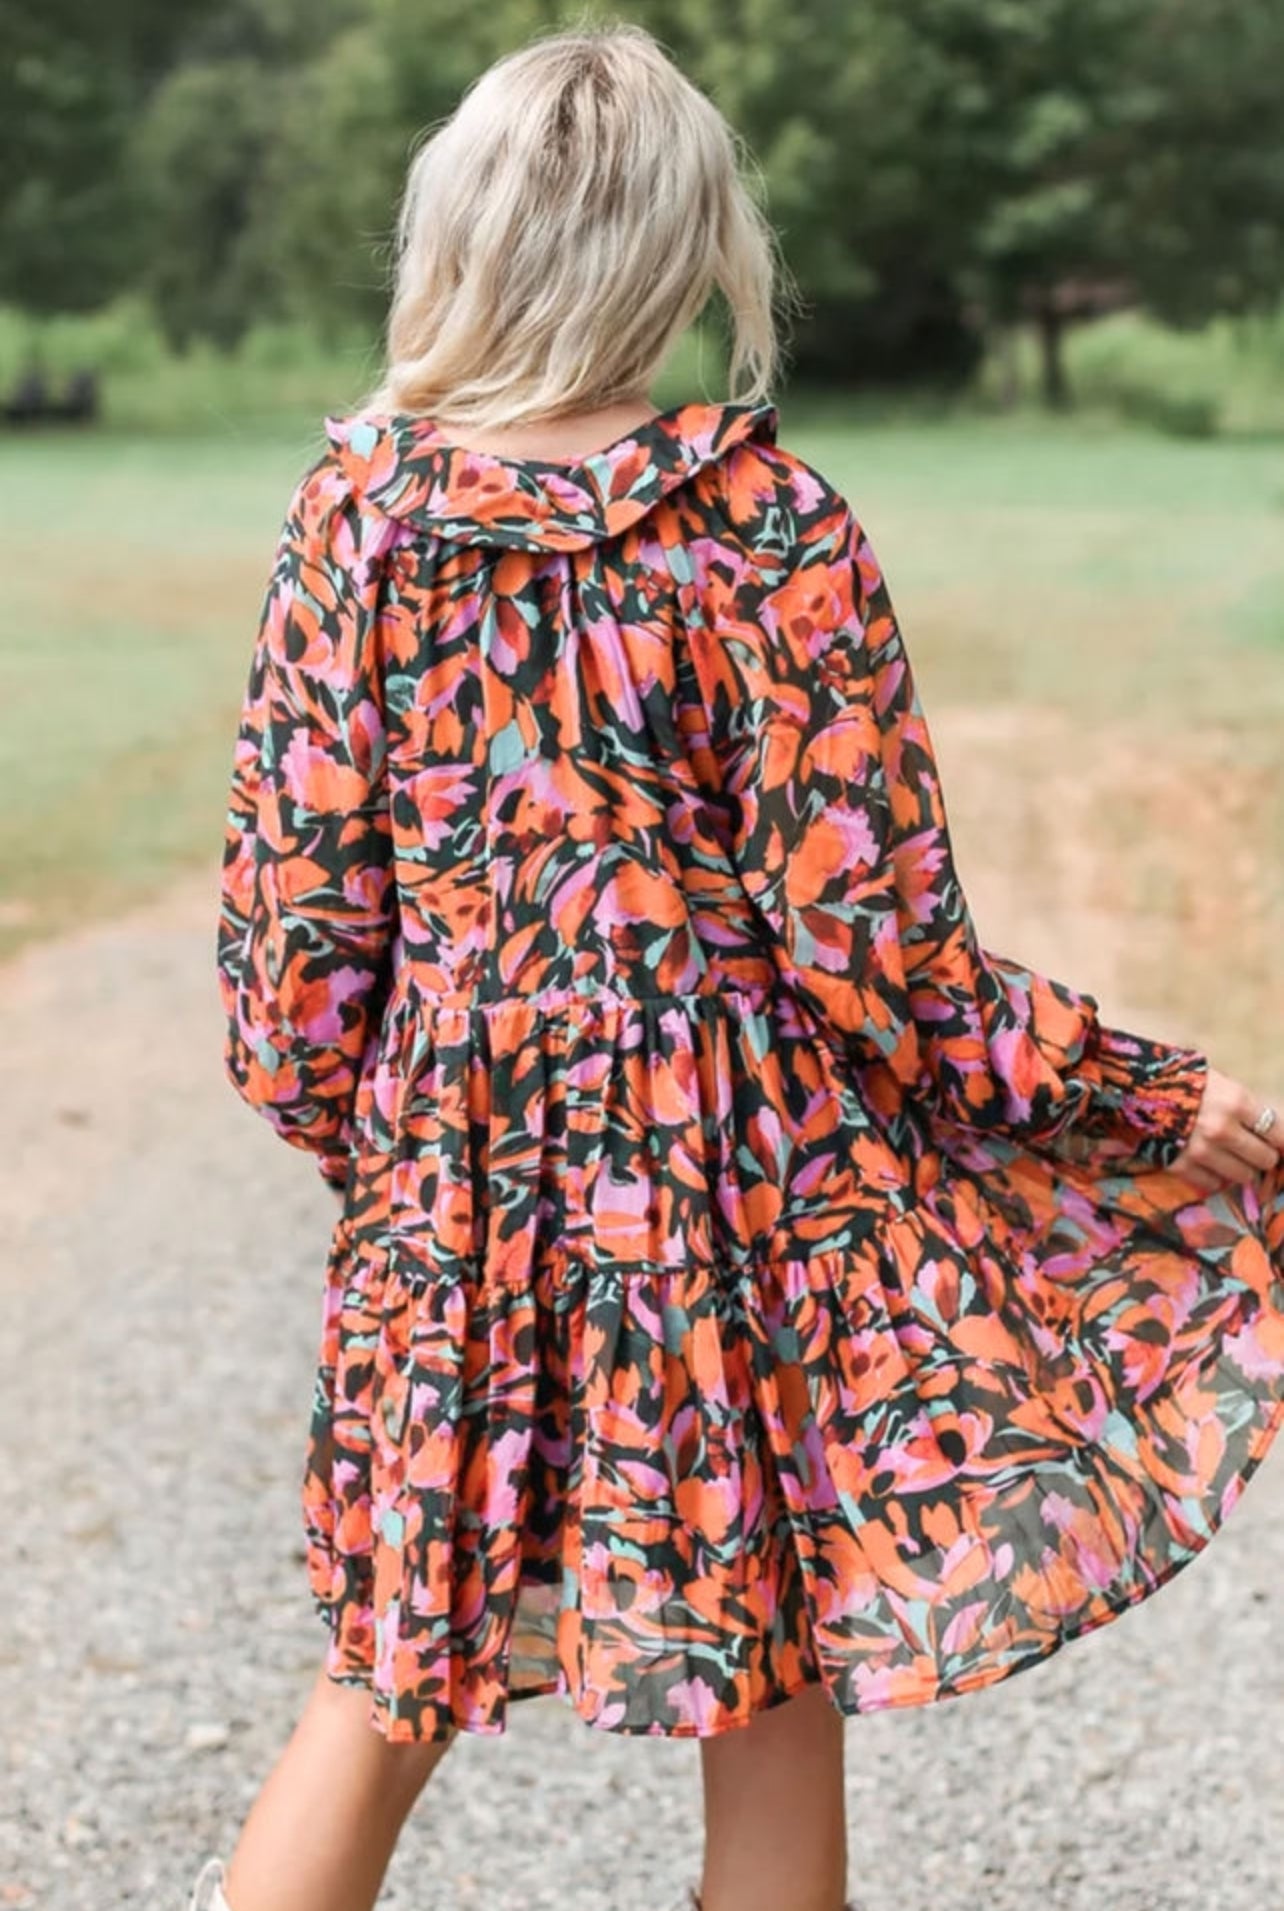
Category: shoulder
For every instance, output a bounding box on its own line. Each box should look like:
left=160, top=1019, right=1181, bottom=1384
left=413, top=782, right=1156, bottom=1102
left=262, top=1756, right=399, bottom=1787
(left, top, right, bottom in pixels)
left=698, top=431, right=897, bottom=653
left=278, top=442, right=353, bottom=532
left=704, top=431, right=867, bottom=573
left=272, top=420, right=410, bottom=569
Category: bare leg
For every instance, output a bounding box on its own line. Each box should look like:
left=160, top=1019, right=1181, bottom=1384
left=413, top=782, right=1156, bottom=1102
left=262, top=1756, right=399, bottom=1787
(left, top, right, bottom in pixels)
left=220, top=1664, right=453, bottom=1911
left=698, top=1683, right=848, bottom=1911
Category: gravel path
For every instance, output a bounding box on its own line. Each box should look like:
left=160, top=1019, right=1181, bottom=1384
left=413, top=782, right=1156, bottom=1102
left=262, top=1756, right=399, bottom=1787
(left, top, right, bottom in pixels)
left=2, top=850, right=1281, bottom=1911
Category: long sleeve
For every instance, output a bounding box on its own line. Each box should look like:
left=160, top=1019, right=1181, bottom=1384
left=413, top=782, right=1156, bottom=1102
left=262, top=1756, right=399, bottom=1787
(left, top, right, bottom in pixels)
left=215, top=453, right=400, bottom=1190
left=705, top=501, right=1209, bottom=1172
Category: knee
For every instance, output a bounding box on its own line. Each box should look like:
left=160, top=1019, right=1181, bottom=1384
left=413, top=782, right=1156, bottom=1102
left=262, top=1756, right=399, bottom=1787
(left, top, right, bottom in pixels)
left=310, top=1663, right=455, bottom=1775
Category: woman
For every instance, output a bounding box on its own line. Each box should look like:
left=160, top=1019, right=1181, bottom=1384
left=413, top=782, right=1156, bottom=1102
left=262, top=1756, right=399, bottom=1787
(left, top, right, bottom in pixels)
left=204, top=20, right=1284, bottom=1911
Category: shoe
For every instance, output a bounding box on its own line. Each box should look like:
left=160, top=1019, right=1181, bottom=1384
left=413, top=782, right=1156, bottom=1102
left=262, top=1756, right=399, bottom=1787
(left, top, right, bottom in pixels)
left=188, top=1856, right=233, bottom=1910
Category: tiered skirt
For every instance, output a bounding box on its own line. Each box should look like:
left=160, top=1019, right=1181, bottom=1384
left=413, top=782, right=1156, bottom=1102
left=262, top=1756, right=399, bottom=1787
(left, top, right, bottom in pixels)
left=299, top=981, right=1284, bottom=1741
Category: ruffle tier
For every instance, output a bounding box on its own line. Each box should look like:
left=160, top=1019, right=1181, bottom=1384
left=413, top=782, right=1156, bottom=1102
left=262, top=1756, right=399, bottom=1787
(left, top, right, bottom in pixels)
left=301, top=984, right=1284, bottom=1740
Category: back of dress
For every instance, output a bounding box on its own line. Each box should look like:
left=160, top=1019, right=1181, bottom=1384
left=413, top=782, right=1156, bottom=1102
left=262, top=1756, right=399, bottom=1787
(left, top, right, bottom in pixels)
left=216, top=398, right=1284, bottom=1745
left=219, top=399, right=924, bottom=1287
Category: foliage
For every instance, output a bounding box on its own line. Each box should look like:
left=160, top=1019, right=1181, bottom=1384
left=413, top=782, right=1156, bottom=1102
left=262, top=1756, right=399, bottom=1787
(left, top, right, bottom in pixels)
left=241, top=24, right=408, bottom=337
left=2, top=0, right=1283, bottom=403
left=130, top=59, right=283, bottom=350
left=957, top=0, right=1284, bottom=399
left=0, top=9, right=132, bottom=311
left=0, top=0, right=209, bottom=311
left=1061, top=309, right=1284, bottom=439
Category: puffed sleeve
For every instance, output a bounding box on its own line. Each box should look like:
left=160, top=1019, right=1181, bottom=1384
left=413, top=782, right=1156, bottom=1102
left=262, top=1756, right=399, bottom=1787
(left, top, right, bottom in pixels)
left=215, top=451, right=400, bottom=1190
left=705, top=499, right=1210, bottom=1172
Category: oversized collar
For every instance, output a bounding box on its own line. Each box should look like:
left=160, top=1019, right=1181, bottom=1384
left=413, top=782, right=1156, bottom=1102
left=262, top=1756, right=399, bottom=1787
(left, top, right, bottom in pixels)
left=323, top=397, right=779, bottom=552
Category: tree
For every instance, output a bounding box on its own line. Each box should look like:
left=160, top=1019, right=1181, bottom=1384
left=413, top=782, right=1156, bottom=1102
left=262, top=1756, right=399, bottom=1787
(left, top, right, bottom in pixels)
left=130, top=59, right=280, bottom=349
left=577, top=0, right=987, bottom=387
left=123, top=0, right=369, bottom=347
left=1122, top=0, right=1284, bottom=325
left=238, top=19, right=430, bottom=340
left=28, top=0, right=1281, bottom=401
left=239, top=0, right=990, bottom=387
left=906, top=0, right=1284, bottom=405
left=0, top=0, right=208, bottom=313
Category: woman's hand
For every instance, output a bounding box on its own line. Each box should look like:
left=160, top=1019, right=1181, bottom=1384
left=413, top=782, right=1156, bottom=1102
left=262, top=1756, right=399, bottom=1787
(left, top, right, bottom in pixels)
left=1169, top=1066, right=1281, bottom=1193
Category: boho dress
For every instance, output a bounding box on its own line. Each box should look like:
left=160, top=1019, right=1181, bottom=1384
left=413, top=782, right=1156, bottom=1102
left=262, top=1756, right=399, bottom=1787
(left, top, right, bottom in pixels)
left=215, top=397, right=1284, bottom=1744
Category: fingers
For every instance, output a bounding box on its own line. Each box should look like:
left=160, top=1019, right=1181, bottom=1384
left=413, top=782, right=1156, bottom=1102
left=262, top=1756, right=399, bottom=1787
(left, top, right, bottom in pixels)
left=1197, top=1140, right=1266, bottom=1188
left=1179, top=1165, right=1224, bottom=1195
left=1231, top=1128, right=1282, bottom=1175
left=1223, top=1084, right=1282, bottom=1176
left=1236, top=1084, right=1281, bottom=1157
left=1171, top=1149, right=1272, bottom=1195
left=1168, top=1071, right=1281, bottom=1193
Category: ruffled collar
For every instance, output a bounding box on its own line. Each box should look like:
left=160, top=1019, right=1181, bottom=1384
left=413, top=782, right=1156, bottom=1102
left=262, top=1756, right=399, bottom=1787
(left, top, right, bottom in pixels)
left=324, top=397, right=779, bottom=552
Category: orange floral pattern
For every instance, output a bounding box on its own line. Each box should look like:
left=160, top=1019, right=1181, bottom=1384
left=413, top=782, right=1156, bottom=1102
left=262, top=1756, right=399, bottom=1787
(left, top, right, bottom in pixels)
left=216, top=398, right=1284, bottom=1741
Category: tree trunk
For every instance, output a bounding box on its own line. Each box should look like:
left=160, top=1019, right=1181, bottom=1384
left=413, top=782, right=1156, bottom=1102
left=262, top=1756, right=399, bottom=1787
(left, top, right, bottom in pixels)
left=1037, top=304, right=1071, bottom=409
left=995, top=323, right=1021, bottom=410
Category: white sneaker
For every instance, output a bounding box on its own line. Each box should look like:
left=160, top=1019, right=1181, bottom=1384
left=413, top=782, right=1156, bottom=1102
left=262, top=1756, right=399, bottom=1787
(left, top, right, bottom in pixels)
left=188, top=1856, right=233, bottom=1910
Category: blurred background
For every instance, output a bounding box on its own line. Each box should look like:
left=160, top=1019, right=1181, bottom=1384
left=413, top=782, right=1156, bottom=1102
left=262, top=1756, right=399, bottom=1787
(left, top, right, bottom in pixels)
left=2, top=4, right=1282, bottom=1908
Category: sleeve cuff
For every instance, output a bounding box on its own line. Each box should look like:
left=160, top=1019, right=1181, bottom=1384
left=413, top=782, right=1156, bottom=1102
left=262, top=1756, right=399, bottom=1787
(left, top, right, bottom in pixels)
left=1079, top=1023, right=1210, bottom=1169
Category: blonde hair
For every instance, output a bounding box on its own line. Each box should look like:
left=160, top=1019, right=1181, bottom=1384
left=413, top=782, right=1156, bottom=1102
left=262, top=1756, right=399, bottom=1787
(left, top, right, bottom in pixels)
left=366, top=16, right=801, bottom=429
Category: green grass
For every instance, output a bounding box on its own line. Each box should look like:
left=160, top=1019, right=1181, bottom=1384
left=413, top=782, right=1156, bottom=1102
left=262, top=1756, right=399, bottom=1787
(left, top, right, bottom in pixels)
left=0, top=301, right=377, bottom=436
left=1, top=406, right=1281, bottom=1017
left=0, top=432, right=318, bottom=952
left=0, top=303, right=730, bottom=437
left=10, top=295, right=1284, bottom=438
left=790, top=407, right=1284, bottom=708
left=7, top=297, right=1284, bottom=437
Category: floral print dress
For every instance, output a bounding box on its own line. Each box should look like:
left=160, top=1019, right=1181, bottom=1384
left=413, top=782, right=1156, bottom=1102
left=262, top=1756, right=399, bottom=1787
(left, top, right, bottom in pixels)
left=216, top=397, right=1284, bottom=1744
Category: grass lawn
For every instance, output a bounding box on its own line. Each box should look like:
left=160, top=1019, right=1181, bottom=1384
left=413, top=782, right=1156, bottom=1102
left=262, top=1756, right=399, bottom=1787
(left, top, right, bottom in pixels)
left=2, top=402, right=1281, bottom=1073
left=1, top=425, right=327, bottom=957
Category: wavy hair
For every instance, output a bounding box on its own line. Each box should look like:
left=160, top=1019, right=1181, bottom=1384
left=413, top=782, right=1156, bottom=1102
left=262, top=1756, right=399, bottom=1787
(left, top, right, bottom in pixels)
left=366, top=17, right=800, bottom=428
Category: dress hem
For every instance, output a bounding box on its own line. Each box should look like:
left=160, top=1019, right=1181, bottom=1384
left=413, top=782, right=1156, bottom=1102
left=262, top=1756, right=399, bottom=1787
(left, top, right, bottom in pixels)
left=308, top=1379, right=1284, bottom=1745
